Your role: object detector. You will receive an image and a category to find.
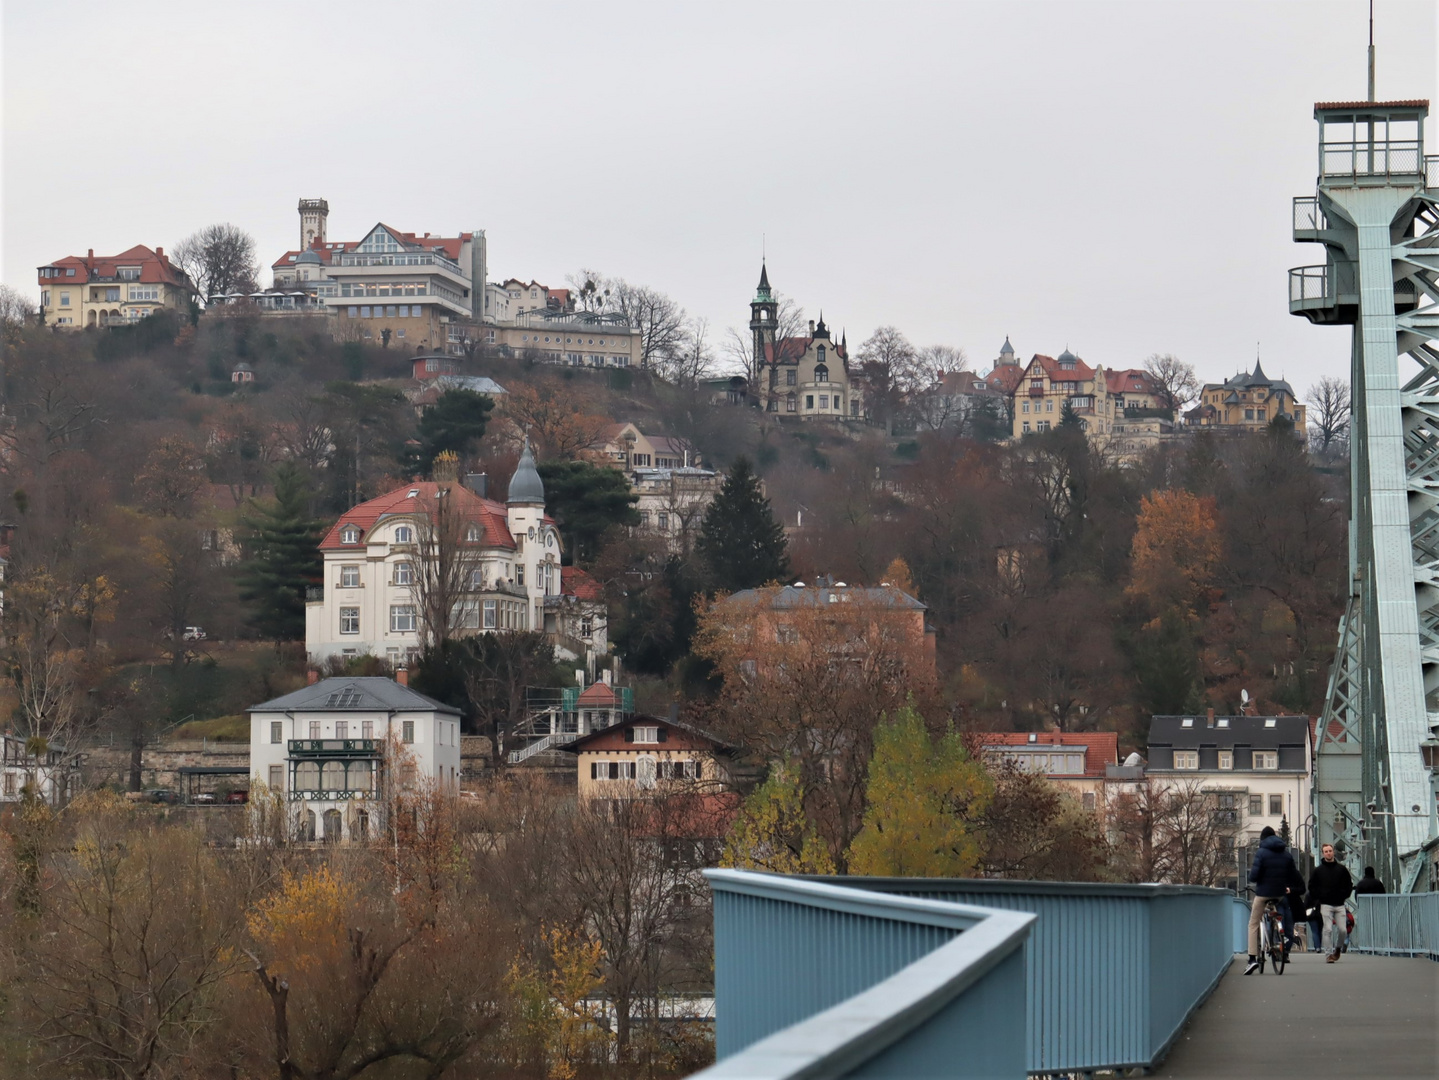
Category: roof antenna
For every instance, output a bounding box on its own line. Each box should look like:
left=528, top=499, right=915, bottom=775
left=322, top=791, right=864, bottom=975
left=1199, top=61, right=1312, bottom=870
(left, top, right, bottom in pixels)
left=1368, top=0, right=1376, bottom=102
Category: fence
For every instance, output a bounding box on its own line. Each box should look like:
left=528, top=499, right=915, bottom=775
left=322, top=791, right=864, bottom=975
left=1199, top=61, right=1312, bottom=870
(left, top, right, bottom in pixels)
left=1350, top=893, right=1439, bottom=960
left=693, top=871, right=1034, bottom=1079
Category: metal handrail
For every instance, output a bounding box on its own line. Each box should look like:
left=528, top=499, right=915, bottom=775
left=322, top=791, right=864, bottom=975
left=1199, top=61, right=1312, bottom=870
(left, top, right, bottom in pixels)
left=1321, top=139, right=1423, bottom=179
left=1426, top=155, right=1439, bottom=190
left=1350, top=893, right=1439, bottom=959
left=506, top=728, right=579, bottom=764
left=1293, top=195, right=1329, bottom=233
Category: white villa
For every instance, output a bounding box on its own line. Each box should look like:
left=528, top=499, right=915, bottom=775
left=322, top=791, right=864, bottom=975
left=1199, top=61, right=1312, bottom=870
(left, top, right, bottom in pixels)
left=248, top=675, right=462, bottom=843
left=305, top=445, right=608, bottom=666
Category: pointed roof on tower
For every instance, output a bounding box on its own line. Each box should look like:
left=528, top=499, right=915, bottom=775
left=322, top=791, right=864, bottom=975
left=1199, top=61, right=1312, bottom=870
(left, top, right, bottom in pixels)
left=755, top=261, right=773, bottom=303
left=1000, top=336, right=1015, bottom=356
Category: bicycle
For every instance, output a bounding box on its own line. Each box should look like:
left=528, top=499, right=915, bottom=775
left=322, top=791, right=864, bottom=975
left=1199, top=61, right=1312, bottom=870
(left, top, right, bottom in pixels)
left=1256, top=898, right=1287, bottom=975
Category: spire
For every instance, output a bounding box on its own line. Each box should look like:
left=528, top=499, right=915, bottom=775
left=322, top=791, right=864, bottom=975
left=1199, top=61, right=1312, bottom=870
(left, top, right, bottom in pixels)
left=507, top=437, right=545, bottom=505
left=757, top=260, right=770, bottom=292
left=1000, top=335, right=1014, bottom=356
left=814, top=310, right=829, bottom=339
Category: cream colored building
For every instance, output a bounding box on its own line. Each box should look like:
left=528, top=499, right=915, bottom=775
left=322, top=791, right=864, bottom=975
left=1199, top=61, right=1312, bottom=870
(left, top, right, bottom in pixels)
left=1184, top=361, right=1308, bottom=432
left=749, top=265, right=862, bottom=419
left=1011, top=351, right=1164, bottom=439
left=37, top=245, right=196, bottom=328
left=563, top=713, right=734, bottom=802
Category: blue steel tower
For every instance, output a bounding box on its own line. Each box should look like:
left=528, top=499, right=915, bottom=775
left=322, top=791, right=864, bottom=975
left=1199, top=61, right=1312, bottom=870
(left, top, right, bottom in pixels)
left=1292, top=98, right=1439, bottom=891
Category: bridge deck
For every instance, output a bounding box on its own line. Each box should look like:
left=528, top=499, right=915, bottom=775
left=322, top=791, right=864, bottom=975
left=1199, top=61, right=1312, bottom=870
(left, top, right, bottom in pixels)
left=1157, top=952, right=1437, bottom=1078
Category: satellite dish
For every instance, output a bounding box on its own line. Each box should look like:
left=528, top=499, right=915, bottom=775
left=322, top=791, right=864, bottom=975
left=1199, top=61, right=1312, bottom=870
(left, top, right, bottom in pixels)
left=1241, top=689, right=1250, bottom=705
left=1123, top=752, right=1142, bottom=767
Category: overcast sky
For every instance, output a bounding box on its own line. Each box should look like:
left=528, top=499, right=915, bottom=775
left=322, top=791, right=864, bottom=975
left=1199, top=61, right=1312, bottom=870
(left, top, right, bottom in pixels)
left=3, top=1, right=1435, bottom=386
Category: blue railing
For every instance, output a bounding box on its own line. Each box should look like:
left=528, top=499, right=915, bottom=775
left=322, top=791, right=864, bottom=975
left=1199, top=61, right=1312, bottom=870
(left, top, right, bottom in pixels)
left=1350, top=893, right=1439, bottom=960
left=694, top=871, right=1034, bottom=1079
left=1232, top=894, right=1251, bottom=953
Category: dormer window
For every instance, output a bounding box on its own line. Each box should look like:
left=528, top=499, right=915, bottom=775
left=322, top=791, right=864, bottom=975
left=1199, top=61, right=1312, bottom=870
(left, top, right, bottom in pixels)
left=466, top=524, right=481, bottom=542
left=394, top=525, right=414, bottom=544
left=340, top=525, right=360, bottom=544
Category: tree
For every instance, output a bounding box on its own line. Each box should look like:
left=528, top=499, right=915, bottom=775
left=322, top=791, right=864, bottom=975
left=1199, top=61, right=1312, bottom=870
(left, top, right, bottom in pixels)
left=0, top=282, right=36, bottom=330
left=847, top=707, right=990, bottom=877
left=1129, top=609, right=1202, bottom=715
left=1307, top=375, right=1350, bottom=457
left=139, top=515, right=225, bottom=668
left=609, top=280, right=688, bottom=371
left=538, top=459, right=639, bottom=566
left=406, top=477, right=487, bottom=652
left=1108, top=777, right=1237, bottom=886
left=857, top=326, right=923, bottom=432
left=723, top=290, right=806, bottom=379
left=653, top=316, right=717, bottom=385
left=404, top=388, right=494, bottom=476
left=721, top=761, right=836, bottom=874
left=978, top=762, right=1111, bottom=881
left=173, top=222, right=259, bottom=301
left=134, top=434, right=207, bottom=517
left=1127, top=488, right=1222, bottom=617
left=1143, top=353, right=1200, bottom=414
left=501, top=380, right=610, bottom=461
left=238, top=463, right=323, bottom=642
left=695, top=457, right=790, bottom=593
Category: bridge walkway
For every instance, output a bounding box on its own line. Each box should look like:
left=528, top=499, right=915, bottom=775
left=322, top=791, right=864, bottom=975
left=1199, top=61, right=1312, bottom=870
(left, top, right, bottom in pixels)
left=1156, top=951, right=1437, bottom=1079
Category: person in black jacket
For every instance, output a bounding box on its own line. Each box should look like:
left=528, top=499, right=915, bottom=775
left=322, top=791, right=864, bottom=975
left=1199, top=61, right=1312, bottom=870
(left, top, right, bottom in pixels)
left=1245, top=826, right=1299, bottom=973
left=1308, top=843, right=1354, bottom=961
left=1354, top=867, right=1386, bottom=895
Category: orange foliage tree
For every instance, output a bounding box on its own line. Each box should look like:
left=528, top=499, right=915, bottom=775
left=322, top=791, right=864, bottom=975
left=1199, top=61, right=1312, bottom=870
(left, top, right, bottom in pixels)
left=1127, top=489, right=1222, bottom=618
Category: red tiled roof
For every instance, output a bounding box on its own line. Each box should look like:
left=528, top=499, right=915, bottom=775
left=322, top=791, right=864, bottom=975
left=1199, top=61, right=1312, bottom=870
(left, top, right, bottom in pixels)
left=319, top=482, right=514, bottom=551
left=271, top=226, right=471, bottom=271
left=1025, top=353, right=1095, bottom=382
left=764, top=336, right=813, bottom=363
left=577, top=682, right=620, bottom=705
left=977, top=731, right=1120, bottom=778
left=562, top=566, right=603, bottom=601
left=984, top=365, right=1026, bottom=395
left=1315, top=99, right=1429, bottom=110
left=1104, top=369, right=1160, bottom=395
left=39, top=245, right=193, bottom=290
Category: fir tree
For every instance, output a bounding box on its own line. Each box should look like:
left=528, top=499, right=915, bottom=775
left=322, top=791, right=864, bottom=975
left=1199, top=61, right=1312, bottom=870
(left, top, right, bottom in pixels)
left=239, top=464, right=323, bottom=641
left=696, top=456, right=790, bottom=593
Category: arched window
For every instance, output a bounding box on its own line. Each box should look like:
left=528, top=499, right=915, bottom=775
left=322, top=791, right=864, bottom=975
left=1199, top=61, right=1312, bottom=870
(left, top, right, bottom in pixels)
left=786, top=393, right=797, bottom=413
left=814, top=364, right=829, bottom=383
left=466, top=524, right=481, bottom=542
left=394, top=525, right=414, bottom=544
left=295, top=762, right=320, bottom=791
left=322, top=808, right=343, bottom=842
left=354, top=809, right=369, bottom=841
left=300, top=809, right=316, bottom=842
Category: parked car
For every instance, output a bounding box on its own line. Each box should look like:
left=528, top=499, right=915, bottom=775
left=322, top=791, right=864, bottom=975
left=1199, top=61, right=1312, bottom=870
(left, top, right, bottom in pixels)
left=182, top=626, right=207, bottom=641
left=224, top=790, right=249, bottom=804
left=192, top=792, right=216, bottom=805
left=145, top=789, right=180, bottom=804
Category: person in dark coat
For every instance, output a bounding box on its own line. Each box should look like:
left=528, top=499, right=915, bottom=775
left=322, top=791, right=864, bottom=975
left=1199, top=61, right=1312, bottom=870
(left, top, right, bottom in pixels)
left=1245, top=826, right=1299, bottom=973
left=1354, top=867, right=1386, bottom=895
left=1308, top=843, right=1354, bottom=961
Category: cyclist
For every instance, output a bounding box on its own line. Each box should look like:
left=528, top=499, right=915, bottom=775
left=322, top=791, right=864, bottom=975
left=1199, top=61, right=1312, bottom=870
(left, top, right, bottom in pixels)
left=1245, top=825, right=1299, bottom=974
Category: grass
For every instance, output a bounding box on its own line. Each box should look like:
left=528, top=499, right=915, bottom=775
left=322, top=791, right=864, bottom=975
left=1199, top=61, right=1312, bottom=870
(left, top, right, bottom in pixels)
left=170, top=715, right=249, bottom=742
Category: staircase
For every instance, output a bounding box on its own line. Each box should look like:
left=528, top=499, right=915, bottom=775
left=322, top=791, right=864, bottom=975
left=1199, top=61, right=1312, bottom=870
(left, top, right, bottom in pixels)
left=507, top=730, right=579, bottom=765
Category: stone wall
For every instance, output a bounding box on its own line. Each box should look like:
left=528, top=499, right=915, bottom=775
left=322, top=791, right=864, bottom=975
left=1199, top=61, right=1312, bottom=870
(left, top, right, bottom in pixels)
left=84, top=740, right=250, bottom=793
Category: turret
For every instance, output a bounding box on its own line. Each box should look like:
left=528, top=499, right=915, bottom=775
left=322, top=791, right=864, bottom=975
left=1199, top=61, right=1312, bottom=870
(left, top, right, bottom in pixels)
left=750, top=261, right=778, bottom=387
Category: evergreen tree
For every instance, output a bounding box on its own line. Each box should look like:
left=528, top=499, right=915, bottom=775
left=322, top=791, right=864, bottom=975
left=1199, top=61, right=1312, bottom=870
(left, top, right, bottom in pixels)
left=696, top=456, right=790, bottom=593
left=238, top=464, right=323, bottom=641
left=403, top=389, right=494, bottom=476
left=537, top=459, right=639, bottom=566
left=1059, top=398, right=1084, bottom=429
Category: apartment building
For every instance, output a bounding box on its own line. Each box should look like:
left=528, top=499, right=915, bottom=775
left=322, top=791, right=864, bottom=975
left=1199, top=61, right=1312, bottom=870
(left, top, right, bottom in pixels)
left=37, top=245, right=196, bottom=328
left=976, top=730, right=1120, bottom=811
left=1184, top=361, right=1308, bottom=432
left=1011, top=351, right=1164, bottom=438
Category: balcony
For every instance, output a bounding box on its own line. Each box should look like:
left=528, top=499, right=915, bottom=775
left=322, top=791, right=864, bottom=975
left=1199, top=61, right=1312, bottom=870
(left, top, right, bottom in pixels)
left=1288, top=259, right=1358, bottom=323
left=1321, top=139, right=1423, bottom=180
left=1292, top=195, right=1331, bottom=240
left=1428, top=155, right=1439, bottom=190
left=288, top=738, right=380, bottom=756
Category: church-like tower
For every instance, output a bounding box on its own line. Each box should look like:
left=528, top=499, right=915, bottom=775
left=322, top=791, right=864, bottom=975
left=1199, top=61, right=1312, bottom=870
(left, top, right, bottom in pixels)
left=749, top=262, right=778, bottom=392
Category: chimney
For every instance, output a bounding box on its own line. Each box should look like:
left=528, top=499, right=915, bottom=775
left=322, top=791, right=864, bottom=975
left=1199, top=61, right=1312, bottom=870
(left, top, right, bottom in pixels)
left=465, top=472, right=488, bottom=498
left=396, top=668, right=408, bottom=687
left=156, top=246, right=164, bottom=259
left=1207, top=707, right=1215, bottom=728
left=808, top=319, right=816, bottom=334
left=306, top=669, right=319, bottom=685
left=88, top=249, right=94, bottom=260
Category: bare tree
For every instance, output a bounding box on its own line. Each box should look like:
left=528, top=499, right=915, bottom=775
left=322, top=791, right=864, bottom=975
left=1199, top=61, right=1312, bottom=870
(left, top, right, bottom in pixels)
left=1307, top=375, right=1350, bottom=457
left=173, top=223, right=259, bottom=302
left=1107, top=776, right=1237, bottom=886
left=0, top=283, right=37, bottom=328
left=723, top=292, right=807, bottom=378
left=858, top=326, right=924, bottom=433
left=565, top=270, right=687, bottom=371
left=1143, top=353, right=1201, bottom=414
left=406, top=479, right=487, bottom=653
left=910, top=344, right=971, bottom=431
left=653, top=316, right=717, bottom=386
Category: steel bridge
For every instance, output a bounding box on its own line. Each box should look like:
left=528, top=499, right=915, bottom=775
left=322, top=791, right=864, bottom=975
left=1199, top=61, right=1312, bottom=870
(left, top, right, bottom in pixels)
left=1295, top=99, right=1439, bottom=893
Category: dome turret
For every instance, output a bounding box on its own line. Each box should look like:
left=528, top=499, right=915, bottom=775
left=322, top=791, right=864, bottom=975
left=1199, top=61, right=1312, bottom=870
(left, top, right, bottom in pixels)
left=507, top=439, right=545, bottom=505
left=296, top=248, right=322, bottom=265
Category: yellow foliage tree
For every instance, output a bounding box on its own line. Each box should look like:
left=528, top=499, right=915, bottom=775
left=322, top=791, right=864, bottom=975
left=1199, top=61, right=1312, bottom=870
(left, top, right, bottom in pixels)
left=246, top=865, right=352, bottom=975
left=1127, top=488, right=1222, bottom=618
left=501, top=925, right=610, bottom=1080
left=882, top=555, right=916, bottom=598
left=721, top=761, right=836, bottom=875
left=847, top=706, right=992, bottom=877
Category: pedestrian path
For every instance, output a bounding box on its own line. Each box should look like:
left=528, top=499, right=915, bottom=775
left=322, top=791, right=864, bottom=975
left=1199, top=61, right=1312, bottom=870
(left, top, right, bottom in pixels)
left=1156, top=951, right=1438, bottom=1078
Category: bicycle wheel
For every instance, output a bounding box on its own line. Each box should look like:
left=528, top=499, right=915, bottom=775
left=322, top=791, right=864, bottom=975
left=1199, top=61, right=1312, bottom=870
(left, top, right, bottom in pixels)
left=1257, top=916, right=1268, bottom=972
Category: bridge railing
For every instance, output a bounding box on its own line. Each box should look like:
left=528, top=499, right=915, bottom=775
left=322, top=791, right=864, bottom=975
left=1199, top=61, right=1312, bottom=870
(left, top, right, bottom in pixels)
left=698, top=873, right=1236, bottom=1079
left=694, top=870, right=1033, bottom=1079
left=1350, top=893, right=1439, bottom=960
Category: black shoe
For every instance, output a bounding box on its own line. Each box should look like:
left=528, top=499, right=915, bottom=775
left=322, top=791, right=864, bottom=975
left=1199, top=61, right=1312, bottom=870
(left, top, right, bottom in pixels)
left=1244, top=958, right=1260, bottom=975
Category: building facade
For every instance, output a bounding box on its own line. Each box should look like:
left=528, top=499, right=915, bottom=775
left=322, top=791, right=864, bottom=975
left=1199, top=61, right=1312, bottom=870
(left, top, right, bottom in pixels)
left=749, top=264, right=862, bottom=419
left=304, top=448, right=568, bottom=666
left=1146, top=713, right=1314, bottom=853
left=0, top=734, right=80, bottom=807
left=248, top=675, right=461, bottom=843
left=1010, top=351, right=1164, bottom=439
left=37, top=245, right=196, bottom=328
left=976, top=730, right=1120, bottom=811
left=1184, top=361, right=1308, bottom=432
left=564, top=713, right=735, bottom=802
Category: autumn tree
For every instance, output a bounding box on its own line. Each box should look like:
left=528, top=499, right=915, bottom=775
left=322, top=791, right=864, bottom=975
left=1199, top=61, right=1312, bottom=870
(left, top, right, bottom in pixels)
left=847, top=706, right=990, bottom=877
left=721, top=761, right=836, bottom=875
left=857, top=326, right=924, bottom=433
left=1127, top=488, right=1222, bottom=618
left=1143, top=353, right=1200, bottom=414
left=978, top=762, right=1112, bottom=881
left=135, top=434, right=208, bottom=518
left=502, top=380, right=610, bottom=461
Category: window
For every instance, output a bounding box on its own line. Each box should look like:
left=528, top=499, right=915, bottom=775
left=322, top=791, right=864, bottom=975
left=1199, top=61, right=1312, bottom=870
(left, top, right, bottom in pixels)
left=349, top=306, right=359, bottom=318
left=1269, top=794, right=1284, bottom=817
left=1173, top=750, right=1199, bottom=770
left=805, top=395, right=814, bottom=409
left=631, top=726, right=660, bottom=744
left=399, top=305, right=409, bottom=317
left=269, top=765, right=284, bottom=791
left=1245, top=409, right=1254, bottom=420
left=819, top=395, right=829, bottom=409
left=815, top=364, right=829, bottom=382
left=390, top=605, right=417, bottom=632
left=128, top=285, right=158, bottom=302
left=470, top=567, right=485, bottom=589
left=1249, top=794, right=1264, bottom=817
left=393, top=525, right=413, bottom=544
left=402, top=720, right=415, bottom=744
left=786, top=369, right=797, bottom=386
left=393, top=562, right=415, bottom=585
left=270, top=721, right=283, bottom=744
left=340, top=565, right=360, bottom=588
left=1022, top=422, right=1031, bottom=433
left=1046, top=399, right=1054, bottom=412
left=1254, top=751, right=1278, bottom=770
left=483, top=600, right=497, bottom=628
left=340, top=607, right=360, bottom=634
left=340, top=525, right=360, bottom=544
left=309, top=721, right=321, bottom=739
left=458, top=600, right=479, bottom=628
left=657, top=511, right=669, bottom=530
left=1023, top=402, right=1030, bottom=413
left=1218, top=750, right=1233, bottom=770
left=466, top=524, right=481, bottom=542
left=335, top=721, right=348, bottom=740
left=515, top=564, right=525, bottom=587
left=786, top=393, right=797, bottom=412
left=60, top=293, right=71, bottom=306
left=362, top=720, right=374, bottom=739
left=361, top=306, right=372, bottom=318
left=1082, top=792, right=1097, bottom=811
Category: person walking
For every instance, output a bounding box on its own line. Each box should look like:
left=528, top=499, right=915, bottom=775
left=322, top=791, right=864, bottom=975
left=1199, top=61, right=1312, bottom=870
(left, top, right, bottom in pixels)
left=1245, top=825, right=1299, bottom=974
left=1354, top=866, right=1386, bottom=895
left=1308, top=842, right=1354, bottom=962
